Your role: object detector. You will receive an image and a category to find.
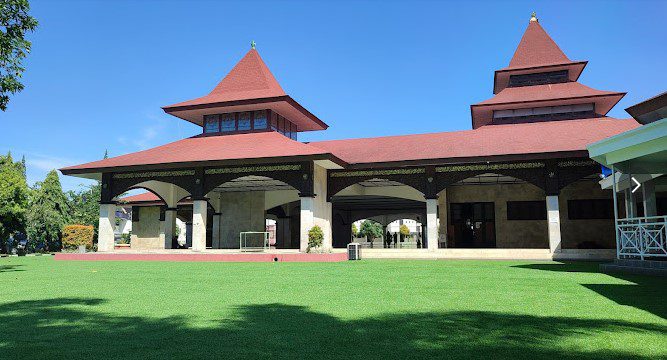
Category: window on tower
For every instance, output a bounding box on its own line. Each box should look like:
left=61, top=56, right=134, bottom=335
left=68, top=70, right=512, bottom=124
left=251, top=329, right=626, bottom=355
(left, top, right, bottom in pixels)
left=204, top=115, right=220, bottom=133
left=221, top=113, right=235, bottom=132
left=238, top=112, right=251, bottom=131
left=253, top=110, right=267, bottom=129
left=493, top=103, right=595, bottom=124
left=508, top=70, right=569, bottom=87
left=200, top=110, right=298, bottom=139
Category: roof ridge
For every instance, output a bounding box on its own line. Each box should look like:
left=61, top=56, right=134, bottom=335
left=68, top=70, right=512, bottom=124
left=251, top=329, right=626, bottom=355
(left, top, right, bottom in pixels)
left=508, top=20, right=571, bottom=69
left=209, top=49, right=286, bottom=96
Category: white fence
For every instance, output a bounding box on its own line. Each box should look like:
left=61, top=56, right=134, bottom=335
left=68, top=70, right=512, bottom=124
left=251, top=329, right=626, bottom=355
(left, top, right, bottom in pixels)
left=617, top=216, right=667, bottom=259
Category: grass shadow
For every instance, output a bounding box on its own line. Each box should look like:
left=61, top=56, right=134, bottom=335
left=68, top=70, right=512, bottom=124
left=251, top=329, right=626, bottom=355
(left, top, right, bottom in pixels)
left=0, top=264, right=24, bottom=273
left=0, top=298, right=664, bottom=359
left=582, top=273, right=667, bottom=320
left=512, top=262, right=667, bottom=320
left=511, top=261, right=600, bottom=273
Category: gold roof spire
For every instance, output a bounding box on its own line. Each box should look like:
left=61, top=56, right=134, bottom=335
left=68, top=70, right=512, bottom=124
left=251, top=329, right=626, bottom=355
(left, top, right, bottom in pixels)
left=530, top=11, right=538, bottom=23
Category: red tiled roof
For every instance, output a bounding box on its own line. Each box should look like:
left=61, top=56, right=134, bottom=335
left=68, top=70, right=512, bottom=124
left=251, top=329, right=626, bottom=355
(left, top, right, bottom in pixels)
left=472, top=82, right=625, bottom=129
left=165, top=49, right=286, bottom=108
left=61, top=132, right=333, bottom=173
left=61, top=118, right=638, bottom=173
left=506, top=20, right=571, bottom=69
left=476, top=82, right=624, bottom=106
left=308, top=118, right=639, bottom=165
left=119, top=192, right=161, bottom=203
left=161, top=49, right=327, bottom=132
left=119, top=192, right=193, bottom=206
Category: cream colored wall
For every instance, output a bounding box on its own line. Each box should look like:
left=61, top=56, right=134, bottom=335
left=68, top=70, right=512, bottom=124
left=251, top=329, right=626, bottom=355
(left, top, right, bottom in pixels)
left=559, top=180, right=615, bottom=249
left=219, top=191, right=266, bottom=248
left=130, top=206, right=163, bottom=250
left=440, top=179, right=616, bottom=249
left=444, top=183, right=548, bottom=248
left=313, top=164, right=333, bottom=249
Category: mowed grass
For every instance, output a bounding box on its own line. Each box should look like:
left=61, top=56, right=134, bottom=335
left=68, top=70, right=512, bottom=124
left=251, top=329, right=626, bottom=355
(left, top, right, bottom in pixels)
left=0, top=257, right=665, bottom=360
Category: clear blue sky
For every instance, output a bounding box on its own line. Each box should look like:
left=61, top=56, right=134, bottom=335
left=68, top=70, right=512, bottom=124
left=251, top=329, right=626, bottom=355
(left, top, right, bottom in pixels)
left=2, top=0, right=665, bottom=191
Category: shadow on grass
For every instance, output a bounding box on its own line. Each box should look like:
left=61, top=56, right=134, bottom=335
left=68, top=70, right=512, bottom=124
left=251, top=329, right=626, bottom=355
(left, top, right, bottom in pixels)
left=0, top=298, right=664, bottom=359
left=0, top=264, right=24, bottom=273
left=511, top=261, right=600, bottom=273
left=511, top=262, right=667, bottom=320
left=582, top=273, right=667, bottom=320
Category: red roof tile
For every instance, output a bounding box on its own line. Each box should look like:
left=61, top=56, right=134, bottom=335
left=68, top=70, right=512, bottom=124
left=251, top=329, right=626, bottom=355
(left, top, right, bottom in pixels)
left=165, top=49, right=286, bottom=108
left=61, top=132, right=332, bottom=173
left=506, top=20, right=571, bottom=69
left=476, top=82, right=623, bottom=106
left=309, top=118, right=639, bottom=165
left=162, top=49, right=327, bottom=132
left=119, top=192, right=161, bottom=203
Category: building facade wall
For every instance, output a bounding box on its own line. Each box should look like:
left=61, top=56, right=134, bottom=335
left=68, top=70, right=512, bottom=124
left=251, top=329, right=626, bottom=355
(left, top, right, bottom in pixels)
left=444, top=182, right=549, bottom=248
left=130, top=206, right=163, bottom=250
left=559, top=180, right=615, bottom=249
left=440, top=179, right=616, bottom=249
left=220, top=191, right=266, bottom=248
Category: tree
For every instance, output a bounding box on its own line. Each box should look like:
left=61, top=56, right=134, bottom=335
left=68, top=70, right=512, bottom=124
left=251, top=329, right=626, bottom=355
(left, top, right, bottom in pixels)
left=359, top=220, right=383, bottom=241
left=351, top=223, right=358, bottom=238
left=399, top=224, right=410, bottom=237
left=66, top=182, right=101, bottom=231
left=0, top=152, right=29, bottom=252
left=26, top=170, right=68, bottom=251
left=0, top=0, right=38, bottom=111
left=66, top=150, right=106, bottom=236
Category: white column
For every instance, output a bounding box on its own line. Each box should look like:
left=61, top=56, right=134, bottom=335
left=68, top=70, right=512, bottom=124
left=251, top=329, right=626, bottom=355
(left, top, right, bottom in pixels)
left=642, top=179, right=657, bottom=217
left=164, top=208, right=177, bottom=249
left=426, top=198, right=438, bottom=251
left=192, top=199, right=207, bottom=252
left=624, top=173, right=637, bottom=218
left=300, top=197, right=315, bottom=252
left=546, top=195, right=562, bottom=253
left=98, top=203, right=116, bottom=252
left=211, top=213, right=222, bottom=249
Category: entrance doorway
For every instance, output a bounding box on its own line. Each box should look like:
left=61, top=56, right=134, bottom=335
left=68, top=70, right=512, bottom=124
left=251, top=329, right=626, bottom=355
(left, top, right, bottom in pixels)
left=449, top=202, right=496, bottom=248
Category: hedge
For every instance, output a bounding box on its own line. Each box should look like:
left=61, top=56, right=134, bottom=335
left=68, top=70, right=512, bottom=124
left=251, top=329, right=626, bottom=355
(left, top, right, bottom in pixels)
left=62, top=225, right=95, bottom=250
left=307, top=225, right=324, bottom=253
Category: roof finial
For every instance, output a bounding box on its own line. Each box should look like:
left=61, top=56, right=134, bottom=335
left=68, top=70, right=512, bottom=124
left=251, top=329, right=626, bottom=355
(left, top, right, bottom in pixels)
left=530, top=11, right=538, bottom=22
left=251, top=40, right=256, bottom=49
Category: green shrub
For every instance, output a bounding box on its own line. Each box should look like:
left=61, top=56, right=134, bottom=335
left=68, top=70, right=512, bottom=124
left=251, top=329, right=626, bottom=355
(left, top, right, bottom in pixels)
left=119, top=232, right=131, bottom=244
left=62, top=225, right=94, bottom=250
left=307, top=225, right=324, bottom=253
left=399, top=224, right=410, bottom=236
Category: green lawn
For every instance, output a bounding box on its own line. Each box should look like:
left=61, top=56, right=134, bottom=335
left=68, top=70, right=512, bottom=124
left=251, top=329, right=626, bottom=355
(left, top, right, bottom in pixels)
left=0, top=257, right=665, bottom=359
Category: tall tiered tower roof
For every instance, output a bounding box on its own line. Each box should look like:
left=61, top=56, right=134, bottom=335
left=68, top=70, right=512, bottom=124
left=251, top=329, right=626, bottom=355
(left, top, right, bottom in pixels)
left=163, top=46, right=327, bottom=131
left=471, top=13, right=625, bottom=129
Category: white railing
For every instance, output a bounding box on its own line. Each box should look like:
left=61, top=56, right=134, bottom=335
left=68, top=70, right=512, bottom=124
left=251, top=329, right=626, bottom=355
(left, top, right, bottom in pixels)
left=617, top=216, right=667, bottom=259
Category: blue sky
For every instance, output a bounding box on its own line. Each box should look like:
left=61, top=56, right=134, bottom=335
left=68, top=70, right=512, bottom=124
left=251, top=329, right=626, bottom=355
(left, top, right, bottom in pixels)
left=2, top=0, right=665, bottom=191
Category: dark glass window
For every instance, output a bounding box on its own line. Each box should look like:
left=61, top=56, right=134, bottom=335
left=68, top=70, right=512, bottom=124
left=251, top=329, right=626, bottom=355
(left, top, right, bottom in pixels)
left=290, top=123, right=298, bottom=140
left=253, top=110, right=267, bottom=129
left=507, top=201, right=547, bottom=220
left=509, top=70, right=569, bottom=87
left=276, top=116, right=283, bottom=135
left=221, top=113, right=236, bottom=132
left=238, top=112, right=251, bottom=131
left=568, top=199, right=614, bottom=220
left=204, top=115, right=219, bottom=133
left=270, top=112, right=278, bottom=131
